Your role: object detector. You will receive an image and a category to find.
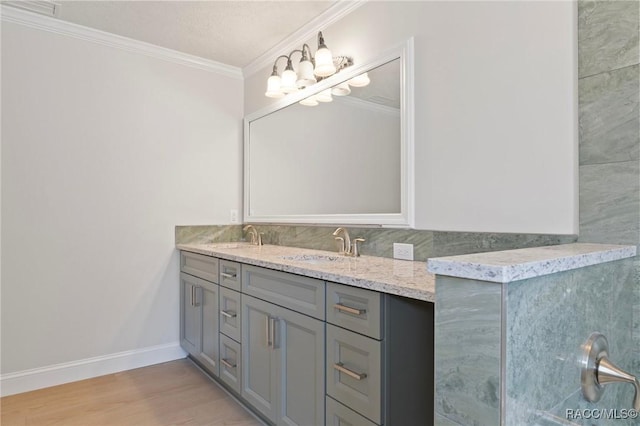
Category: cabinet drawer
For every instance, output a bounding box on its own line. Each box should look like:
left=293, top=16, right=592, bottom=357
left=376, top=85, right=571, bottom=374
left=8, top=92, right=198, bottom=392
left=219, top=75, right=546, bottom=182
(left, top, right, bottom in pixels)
left=327, top=282, right=383, bottom=339
left=219, top=333, right=241, bottom=394
left=326, top=396, right=378, bottom=426
left=220, top=287, right=241, bottom=342
left=242, top=265, right=325, bottom=320
left=326, top=324, right=382, bottom=424
left=180, top=251, right=219, bottom=283
left=219, top=260, right=241, bottom=291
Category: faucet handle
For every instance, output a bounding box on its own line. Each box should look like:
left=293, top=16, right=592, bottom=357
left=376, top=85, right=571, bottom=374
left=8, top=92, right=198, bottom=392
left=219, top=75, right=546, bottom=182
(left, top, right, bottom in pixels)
left=351, top=238, right=366, bottom=257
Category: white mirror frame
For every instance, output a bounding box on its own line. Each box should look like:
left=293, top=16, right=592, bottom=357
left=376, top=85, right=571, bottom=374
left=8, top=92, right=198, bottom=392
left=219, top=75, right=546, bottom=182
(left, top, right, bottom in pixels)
left=243, top=38, right=414, bottom=227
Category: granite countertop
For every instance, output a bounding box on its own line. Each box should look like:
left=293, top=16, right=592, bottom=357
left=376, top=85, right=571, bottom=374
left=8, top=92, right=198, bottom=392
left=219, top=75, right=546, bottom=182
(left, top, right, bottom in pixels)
left=427, top=243, right=637, bottom=283
left=177, top=242, right=435, bottom=302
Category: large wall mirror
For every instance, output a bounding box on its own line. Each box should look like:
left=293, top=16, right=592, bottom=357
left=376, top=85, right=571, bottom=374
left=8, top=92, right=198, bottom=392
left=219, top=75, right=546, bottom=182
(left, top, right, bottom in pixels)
left=244, top=39, right=414, bottom=226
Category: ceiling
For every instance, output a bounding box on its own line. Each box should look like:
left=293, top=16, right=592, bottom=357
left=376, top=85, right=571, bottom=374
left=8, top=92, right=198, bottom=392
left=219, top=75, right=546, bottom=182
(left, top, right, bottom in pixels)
left=52, top=1, right=338, bottom=68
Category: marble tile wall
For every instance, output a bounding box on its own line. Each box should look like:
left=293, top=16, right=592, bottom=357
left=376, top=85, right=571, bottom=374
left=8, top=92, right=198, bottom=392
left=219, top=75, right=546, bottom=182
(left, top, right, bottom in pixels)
left=505, top=259, right=635, bottom=425
left=577, top=0, right=640, bottom=387
left=434, top=276, right=501, bottom=425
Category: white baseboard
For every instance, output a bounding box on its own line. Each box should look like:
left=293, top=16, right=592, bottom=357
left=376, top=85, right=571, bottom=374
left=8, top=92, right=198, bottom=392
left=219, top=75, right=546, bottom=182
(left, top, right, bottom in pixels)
left=0, top=342, right=188, bottom=397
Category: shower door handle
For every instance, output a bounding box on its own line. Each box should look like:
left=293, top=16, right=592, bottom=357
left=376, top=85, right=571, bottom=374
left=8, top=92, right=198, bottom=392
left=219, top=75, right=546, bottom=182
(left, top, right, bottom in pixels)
left=581, top=332, right=640, bottom=410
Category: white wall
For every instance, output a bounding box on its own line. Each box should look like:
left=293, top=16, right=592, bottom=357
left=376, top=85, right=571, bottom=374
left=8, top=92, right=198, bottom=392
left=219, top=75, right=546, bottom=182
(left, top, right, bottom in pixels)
left=245, top=1, right=578, bottom=234
left=1, top=20, right=243, bottom=385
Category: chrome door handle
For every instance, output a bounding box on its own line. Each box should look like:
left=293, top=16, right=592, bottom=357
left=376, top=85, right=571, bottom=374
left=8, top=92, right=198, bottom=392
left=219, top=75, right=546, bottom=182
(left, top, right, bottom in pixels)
left=220, top=272, right=237, bottom=279
left=333, top=362, right=367, bottom=380
left=581, top=332, right=640, bottom=410
left=221, top=358, right=236, bottom=369
left=334, top=303, right=366, bottom=316
left=220, top=310, right=237, bottom=318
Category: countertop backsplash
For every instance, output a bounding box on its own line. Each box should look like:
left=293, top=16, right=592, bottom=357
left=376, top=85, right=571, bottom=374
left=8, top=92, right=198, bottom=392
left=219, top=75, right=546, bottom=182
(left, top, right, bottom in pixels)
left=176, top=224, right=577, bottom=262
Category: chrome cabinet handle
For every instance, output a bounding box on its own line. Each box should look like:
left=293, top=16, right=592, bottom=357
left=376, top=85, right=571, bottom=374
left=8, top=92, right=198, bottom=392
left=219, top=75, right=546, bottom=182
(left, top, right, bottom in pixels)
left=265, top=316, right=271, bottom=348
left=333, top=362, right=367, bottom=380
left=334, top=303, right=366, bottom=316
left=221, top=358, right=236, bottom=369
left=581, top=332, right=640, bottom=410
left=192, top=286, right=199, bottom=307
left=220, top=310, right=237, bottom=319
left=269, top=318, right=278, bottom=349
left=221, top=272, right=237, bottom=279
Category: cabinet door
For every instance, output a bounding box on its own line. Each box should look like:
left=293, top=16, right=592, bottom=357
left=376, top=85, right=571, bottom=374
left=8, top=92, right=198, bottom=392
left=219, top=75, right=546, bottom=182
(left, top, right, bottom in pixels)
left=276, top=305, right=325, bottom=426
left=241, top=295, right=278, bottom=423
left=197, top=281, right=219, bottom=377
left=180, top=273, right=201, bottom=357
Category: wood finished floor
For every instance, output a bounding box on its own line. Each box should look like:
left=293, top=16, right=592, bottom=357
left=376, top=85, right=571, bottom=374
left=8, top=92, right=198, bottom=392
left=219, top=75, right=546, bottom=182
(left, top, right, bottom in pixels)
left=0, top=359, right=263, bottom=426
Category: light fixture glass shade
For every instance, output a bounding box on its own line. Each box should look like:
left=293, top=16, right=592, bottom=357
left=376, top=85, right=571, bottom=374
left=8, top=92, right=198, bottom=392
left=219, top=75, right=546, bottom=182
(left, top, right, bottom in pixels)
left=314, top=47, right=336, bottom=77
left=296, top=59, right=317, bottom=88
left=265, top=75, right=284, bottom=98
left=331, top=82, right=351, bottom=96
left=299, top=95, right=319, bottom=106
left=281, top=68, right=299, bottom=93
left=348, top=72, right=370, bottom=87
left=316, top=88, right=333, bottom=103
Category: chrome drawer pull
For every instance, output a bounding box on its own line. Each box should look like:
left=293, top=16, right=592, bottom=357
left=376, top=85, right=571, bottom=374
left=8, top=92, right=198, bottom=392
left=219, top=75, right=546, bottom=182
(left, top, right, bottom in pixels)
left=221, top=272, right=237, bottom=279
left=334, top=303, right=366, bottom=316
left=221, top=358, right=236, bottom=369
left=220, top=310, right=237, bottom=318
left=333, top=362, right=367, bottom=380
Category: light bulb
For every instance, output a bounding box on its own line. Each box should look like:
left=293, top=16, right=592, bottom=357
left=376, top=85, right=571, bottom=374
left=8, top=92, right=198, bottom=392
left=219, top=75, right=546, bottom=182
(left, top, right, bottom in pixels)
left=296, top=59, right=317, bottom=88
left=280, top=68, right=299, bottom=93
left=331, top=82, right=351, bottom=96
left=265, top=75, right=284, bottom=98
left=314, top=47, right=336, bottom=77
left=316, top=88, right=333, bottom=103
left=299, top=95, right=319, bottom=106
left=348, top=72, right=370, bottom=87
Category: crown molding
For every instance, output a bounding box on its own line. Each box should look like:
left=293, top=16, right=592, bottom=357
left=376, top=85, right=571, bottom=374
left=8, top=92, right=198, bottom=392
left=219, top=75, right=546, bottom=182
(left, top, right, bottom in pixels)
left=0, top=5, right=243, bottom=79
left=242, top=0, right=367, bottom=78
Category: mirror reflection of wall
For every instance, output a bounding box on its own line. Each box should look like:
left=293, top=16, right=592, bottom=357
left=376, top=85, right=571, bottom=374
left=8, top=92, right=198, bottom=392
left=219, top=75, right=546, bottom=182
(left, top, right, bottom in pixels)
left=248, top=58, right=402, bottom=218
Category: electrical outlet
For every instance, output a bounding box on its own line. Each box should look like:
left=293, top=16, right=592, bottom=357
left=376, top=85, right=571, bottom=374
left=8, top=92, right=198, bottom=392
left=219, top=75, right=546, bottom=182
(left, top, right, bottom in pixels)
left=230, top=209, right=239, bottom=223
left=393, top=243, right=414, bottom=261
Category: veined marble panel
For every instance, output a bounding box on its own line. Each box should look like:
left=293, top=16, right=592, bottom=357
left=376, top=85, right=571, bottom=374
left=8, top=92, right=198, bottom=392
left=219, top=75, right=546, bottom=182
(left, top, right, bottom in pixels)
left=175, top=225, right=242, bottom=244
left=435, top=413, right=463, bottom=426
left=504, top=259, right=635, bottom=425
left=579, top=64, right=640, bottom=165
left=578, top=0, right=639, bottom=78
left=435, top=276, right=501, bottom=425
left=432, top=232, right=576, bottom=257
left=579, top=160, right=640, bottom=246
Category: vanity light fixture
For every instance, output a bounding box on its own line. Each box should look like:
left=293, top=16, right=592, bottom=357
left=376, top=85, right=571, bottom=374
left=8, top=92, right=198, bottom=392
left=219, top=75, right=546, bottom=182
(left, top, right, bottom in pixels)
left=265, top=31, right=369, bottom=103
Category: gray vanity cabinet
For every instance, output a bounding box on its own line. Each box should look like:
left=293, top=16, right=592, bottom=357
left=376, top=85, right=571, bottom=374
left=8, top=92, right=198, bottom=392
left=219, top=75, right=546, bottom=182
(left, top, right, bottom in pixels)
left=180, top=252, right=220, bottom=378
left=241, top=265, right=326, bottom=426
left=180, top=272, right=220, bottom=377
left=325, top=287, right=434, bottom=426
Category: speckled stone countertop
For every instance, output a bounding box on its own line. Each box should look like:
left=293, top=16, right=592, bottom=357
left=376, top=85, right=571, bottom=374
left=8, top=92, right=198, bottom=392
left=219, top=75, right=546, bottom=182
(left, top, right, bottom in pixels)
left=427, top=243, right=636, bottom=283
left=177, top=243, right=435, bottom=302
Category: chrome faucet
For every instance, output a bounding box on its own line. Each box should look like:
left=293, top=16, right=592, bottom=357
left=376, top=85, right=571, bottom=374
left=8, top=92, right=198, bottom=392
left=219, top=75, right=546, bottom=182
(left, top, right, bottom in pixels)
left=243, top=224, right=263, bottom=246
left=332, top=227, right=365, bottom=257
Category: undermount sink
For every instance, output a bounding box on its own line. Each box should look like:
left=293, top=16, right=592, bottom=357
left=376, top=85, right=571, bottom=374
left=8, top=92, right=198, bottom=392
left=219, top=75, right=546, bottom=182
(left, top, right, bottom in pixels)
left=279, top=254, right=348, bottom=264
